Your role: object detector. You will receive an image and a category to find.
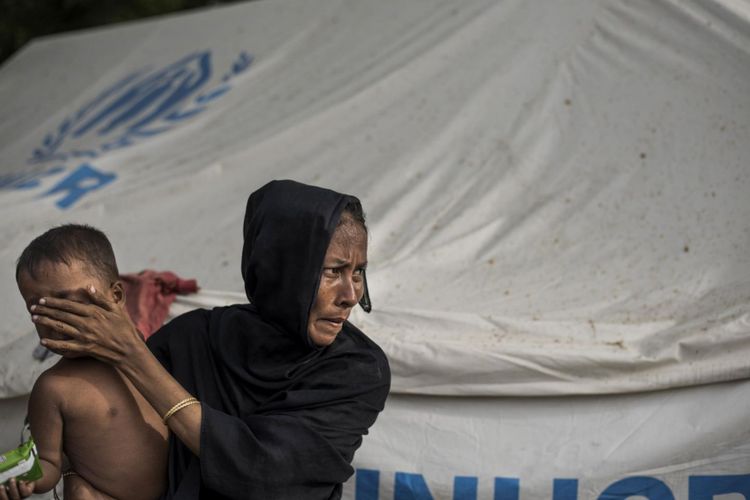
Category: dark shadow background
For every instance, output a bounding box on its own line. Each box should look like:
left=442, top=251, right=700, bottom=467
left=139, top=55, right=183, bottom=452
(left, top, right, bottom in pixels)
left=0, top=0, right=248, bottom=67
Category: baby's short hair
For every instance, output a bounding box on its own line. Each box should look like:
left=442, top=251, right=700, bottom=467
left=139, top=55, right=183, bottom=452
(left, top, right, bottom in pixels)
left=16, top=224, right=119, bottom=284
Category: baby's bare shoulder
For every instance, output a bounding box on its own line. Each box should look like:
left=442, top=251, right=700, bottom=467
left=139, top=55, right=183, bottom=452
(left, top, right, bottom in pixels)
left=33, top=358, right=123, bottom=402
left=31, top=359, right=74, bottom=397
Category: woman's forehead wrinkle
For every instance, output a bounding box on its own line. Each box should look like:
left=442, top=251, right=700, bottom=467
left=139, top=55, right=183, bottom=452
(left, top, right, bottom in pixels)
left=327, top=238, right=367, bottom=269
left=324, top=240, right=354, bottom=266
left=327, top=256, right=349, bottom=266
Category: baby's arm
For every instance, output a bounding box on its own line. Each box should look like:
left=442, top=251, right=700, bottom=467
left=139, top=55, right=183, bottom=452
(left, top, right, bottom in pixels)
left=27, top=372, right=64, bottom=493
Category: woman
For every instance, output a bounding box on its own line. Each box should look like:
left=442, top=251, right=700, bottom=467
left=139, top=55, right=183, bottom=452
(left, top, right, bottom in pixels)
left=31, top=180, right=391, bottom=499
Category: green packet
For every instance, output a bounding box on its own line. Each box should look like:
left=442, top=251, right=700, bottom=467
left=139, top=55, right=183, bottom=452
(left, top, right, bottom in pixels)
left=0, top=422, right=43, bottom=485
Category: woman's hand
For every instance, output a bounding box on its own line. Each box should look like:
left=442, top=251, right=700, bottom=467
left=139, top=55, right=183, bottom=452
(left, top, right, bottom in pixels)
left=31, top=285, right=143, bottom=367
left=32, top=285, right=204, bottom=454
left=0, top=479, right=34, bottom=500
left=32, top=285, right=204, bottom=455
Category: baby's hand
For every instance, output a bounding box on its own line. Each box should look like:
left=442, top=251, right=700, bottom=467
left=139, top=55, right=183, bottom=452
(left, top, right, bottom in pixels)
left=0, top=478, right=34, bottom=500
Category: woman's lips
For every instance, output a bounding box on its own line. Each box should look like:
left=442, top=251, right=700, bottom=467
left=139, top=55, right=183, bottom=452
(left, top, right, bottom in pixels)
left=320, top=317, right=346, bottom=328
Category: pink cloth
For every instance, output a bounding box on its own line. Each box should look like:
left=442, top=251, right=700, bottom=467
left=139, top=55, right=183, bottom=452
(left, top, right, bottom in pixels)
left=121, top=270, right=199, bottom=340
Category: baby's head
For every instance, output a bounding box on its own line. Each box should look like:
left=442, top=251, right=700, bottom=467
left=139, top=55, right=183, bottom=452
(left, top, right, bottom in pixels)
left=16, top=224, right=122, bottom=343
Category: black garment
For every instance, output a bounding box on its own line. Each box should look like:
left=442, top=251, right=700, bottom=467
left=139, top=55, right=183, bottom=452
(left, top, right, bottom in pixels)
left=148, top=180, right=390, bottom=499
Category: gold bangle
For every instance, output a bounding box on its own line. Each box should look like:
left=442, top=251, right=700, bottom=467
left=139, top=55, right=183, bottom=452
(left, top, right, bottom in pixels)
left=162, top=397, right=200, bottom=424
left=62, top=471, right=78, bottom=478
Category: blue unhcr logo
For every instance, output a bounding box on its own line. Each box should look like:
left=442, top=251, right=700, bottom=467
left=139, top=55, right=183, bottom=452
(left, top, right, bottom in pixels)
left=0, top=50, right=253, bottom=209
left=355, top=469, right=750, bottom=499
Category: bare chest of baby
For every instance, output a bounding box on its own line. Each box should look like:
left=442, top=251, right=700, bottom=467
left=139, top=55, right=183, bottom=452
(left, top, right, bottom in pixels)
left=59, top=359, right=168, bottom=500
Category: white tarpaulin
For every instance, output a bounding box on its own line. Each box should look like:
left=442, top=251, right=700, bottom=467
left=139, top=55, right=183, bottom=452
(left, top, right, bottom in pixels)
left=1, top=0, right=749, bottom=498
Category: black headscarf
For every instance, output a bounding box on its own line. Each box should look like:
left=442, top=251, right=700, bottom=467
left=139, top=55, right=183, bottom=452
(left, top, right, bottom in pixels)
left=148, top=180, right=390, bottom=500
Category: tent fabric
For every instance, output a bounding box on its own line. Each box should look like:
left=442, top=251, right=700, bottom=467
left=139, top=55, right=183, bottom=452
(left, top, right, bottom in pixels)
left=2, top=1, right=749, bottom=498
left=1, top=0, right=748, bottom=400
left=345, top=379, right=750, bottom=499
left=0, top=0, right=750, bottom=396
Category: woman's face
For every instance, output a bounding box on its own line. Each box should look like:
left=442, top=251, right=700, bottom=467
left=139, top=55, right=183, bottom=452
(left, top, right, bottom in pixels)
left=307, top=218, right=368, bottom=347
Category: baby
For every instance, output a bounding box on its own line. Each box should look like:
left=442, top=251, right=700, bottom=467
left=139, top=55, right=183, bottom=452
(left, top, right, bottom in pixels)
left=15, top=224, right=167, bottom=500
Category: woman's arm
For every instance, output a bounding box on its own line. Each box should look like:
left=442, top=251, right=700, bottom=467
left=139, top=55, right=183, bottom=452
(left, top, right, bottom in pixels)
left=116, top=338, right=202, bottom=454
left=31, top=286, right=202, bottom=455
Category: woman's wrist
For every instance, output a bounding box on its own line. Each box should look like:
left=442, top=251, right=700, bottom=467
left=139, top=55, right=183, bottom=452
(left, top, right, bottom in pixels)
left=115, top=340, right=191, bottom=413
left=114, top=337, right=154, bottom=382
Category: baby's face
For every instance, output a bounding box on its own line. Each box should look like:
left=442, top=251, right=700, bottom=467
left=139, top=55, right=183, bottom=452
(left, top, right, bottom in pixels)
left=17, top=259, right=113, bottom=343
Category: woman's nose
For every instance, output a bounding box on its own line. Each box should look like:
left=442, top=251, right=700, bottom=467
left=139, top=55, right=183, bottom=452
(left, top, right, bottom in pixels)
left=337, top=276, right=359, bottom=307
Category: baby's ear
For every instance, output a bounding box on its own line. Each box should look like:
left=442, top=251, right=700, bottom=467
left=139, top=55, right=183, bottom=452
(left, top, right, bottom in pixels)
left=111, top=281, right=125, bottom=304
